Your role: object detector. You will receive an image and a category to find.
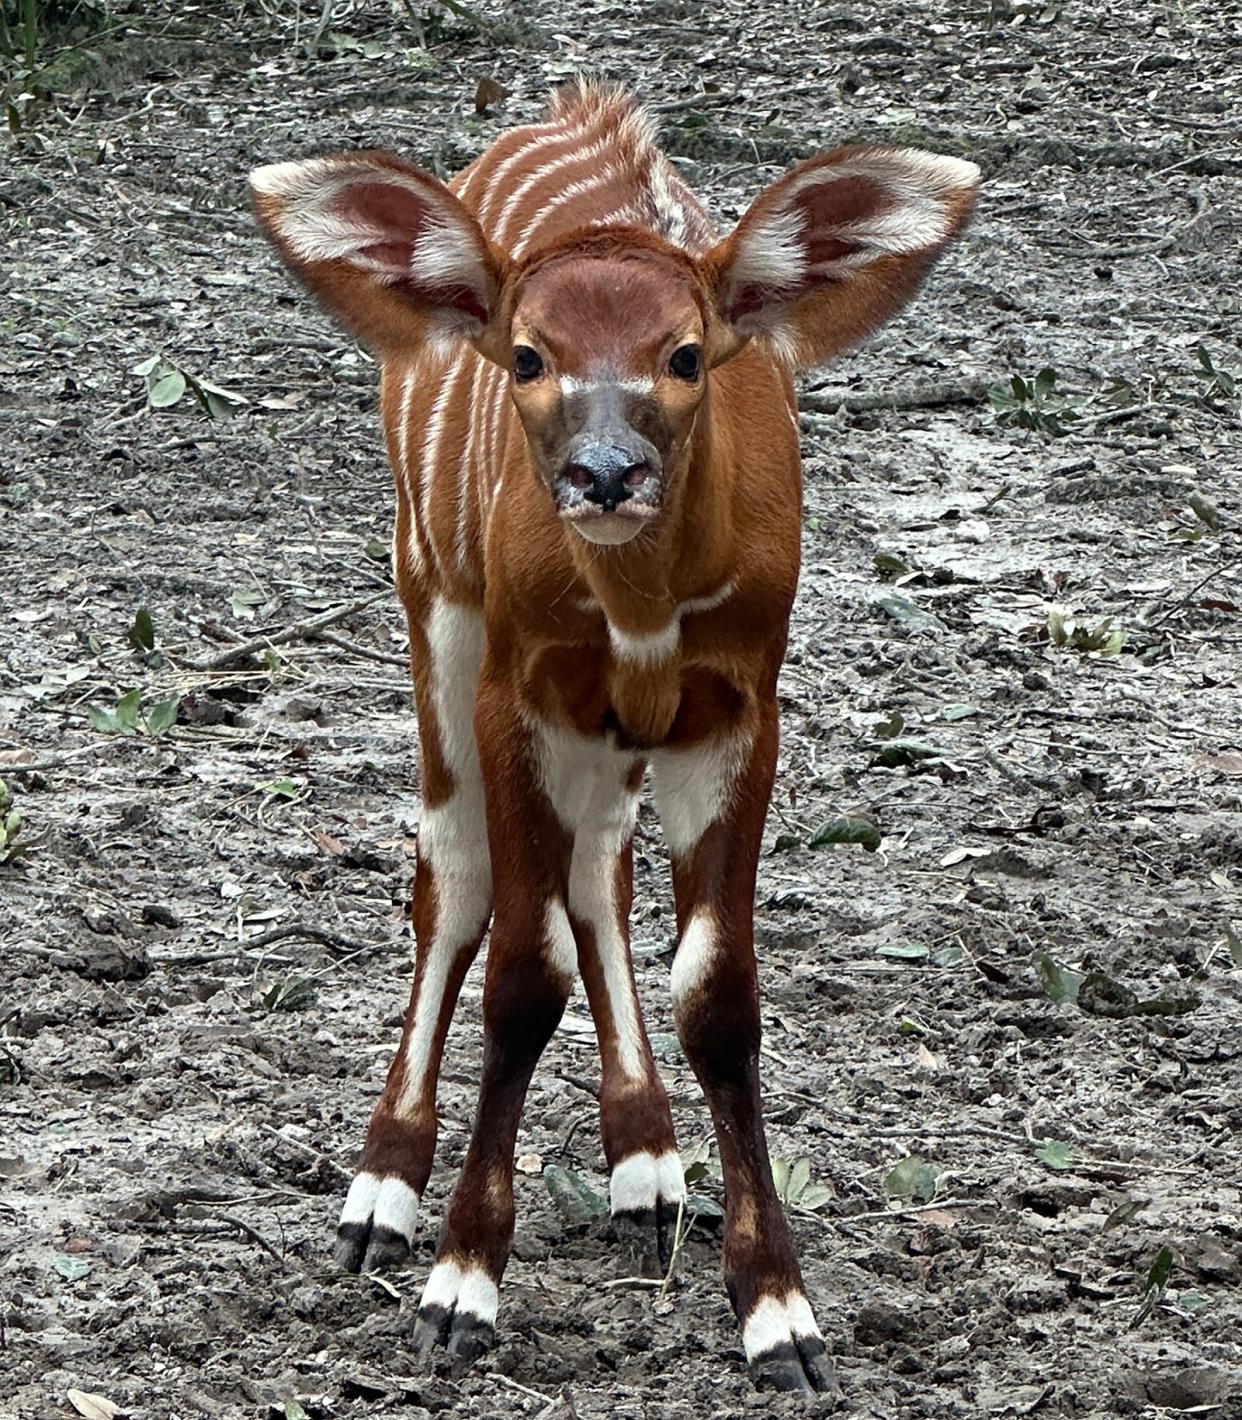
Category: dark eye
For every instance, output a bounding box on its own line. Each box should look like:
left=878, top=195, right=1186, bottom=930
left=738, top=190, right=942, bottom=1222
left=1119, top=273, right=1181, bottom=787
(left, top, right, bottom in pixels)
left=513, top=345, right=543, bottom=383
left=669, top=344, right=701, bottom=381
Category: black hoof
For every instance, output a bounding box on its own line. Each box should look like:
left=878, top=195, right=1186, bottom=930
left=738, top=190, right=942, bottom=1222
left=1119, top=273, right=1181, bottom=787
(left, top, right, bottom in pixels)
left=413, top=1301, right=494, bottom=1365
left=612, top=1198, right=678, bottom=1270
left=750, top=1337, right=838, bottom=1397
left=335, top=1221, right=410, bottom=1274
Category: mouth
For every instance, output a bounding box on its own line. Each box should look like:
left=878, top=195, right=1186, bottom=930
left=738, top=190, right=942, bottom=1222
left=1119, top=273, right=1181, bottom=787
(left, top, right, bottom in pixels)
left=560, top=500, right=659, bottom=546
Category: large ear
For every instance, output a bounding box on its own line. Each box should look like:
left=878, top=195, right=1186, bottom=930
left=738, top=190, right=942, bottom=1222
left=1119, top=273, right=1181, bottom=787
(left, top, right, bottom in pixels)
left=249, top=152, right=508, bottom=358
left=705, top=147, right=980, bottom=370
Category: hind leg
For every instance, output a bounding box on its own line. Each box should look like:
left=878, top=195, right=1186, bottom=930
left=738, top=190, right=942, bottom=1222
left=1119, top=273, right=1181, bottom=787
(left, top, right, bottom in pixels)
left=336, top=596, right=492, bottom=1272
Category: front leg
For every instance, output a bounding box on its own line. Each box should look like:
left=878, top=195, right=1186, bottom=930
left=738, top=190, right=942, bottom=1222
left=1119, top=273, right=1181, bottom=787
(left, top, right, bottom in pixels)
left=412, top=673, right=576, bottom=1361
left=651, top=705, right=836, bottom=1396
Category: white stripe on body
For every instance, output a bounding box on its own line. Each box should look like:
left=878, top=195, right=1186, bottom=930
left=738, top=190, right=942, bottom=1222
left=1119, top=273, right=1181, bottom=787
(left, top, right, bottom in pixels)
left=417, top=354, right=469, bottom=577
left=395, top=598, right=489, bottom=1120
left=393, top=364, right=425, bottom=575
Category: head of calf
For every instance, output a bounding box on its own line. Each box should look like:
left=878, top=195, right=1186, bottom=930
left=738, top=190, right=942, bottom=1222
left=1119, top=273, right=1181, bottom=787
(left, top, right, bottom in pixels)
left=251, top=141, right=978, bottom=549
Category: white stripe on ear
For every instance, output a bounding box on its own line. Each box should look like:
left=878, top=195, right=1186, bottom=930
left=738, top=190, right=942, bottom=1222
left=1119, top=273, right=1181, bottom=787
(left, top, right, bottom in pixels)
left=250, top=156, right=495, bottom=316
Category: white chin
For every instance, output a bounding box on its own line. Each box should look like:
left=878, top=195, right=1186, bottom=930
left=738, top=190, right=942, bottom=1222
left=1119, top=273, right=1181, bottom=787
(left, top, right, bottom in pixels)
left=568, top=515, right=648, bottom=546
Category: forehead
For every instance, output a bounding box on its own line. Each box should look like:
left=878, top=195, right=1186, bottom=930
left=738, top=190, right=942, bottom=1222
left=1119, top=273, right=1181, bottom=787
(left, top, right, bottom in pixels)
left=513, top=254, right=704, bottom=366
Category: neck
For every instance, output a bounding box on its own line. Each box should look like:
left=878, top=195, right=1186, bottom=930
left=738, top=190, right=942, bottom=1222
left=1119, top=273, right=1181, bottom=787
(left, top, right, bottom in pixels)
left=566, top=392, right=734, bottom=638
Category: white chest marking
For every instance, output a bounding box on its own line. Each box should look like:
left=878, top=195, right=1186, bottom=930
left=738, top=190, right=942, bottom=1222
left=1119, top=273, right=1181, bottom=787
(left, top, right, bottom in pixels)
left=607, top=581, right=735, bottom=667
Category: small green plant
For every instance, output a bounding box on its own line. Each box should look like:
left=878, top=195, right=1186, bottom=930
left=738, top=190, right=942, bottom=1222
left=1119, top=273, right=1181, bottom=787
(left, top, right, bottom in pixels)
left=1047, top=608, right=1125, bottom=656
left=250, top=976, right=318, bottom=1013
left=0, top=777, right=24, bottom=862
left=884, top=1154, right=940, bottom=1204
left=1132, top=1244, right=1175, bottom=1327
left=989, top=368, right=1082, bottom=436
left=87, top=688, right=181, bottom=736
left=132, top=354, right=248, bottom=419
left=771, top=1157, right=835, bottom=1214
left=1193, top=346, right=1238, bottom=410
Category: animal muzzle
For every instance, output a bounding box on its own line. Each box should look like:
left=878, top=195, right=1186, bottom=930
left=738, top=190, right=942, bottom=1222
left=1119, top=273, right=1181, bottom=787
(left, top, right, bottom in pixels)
left=554, top=437, right=663, bottom=525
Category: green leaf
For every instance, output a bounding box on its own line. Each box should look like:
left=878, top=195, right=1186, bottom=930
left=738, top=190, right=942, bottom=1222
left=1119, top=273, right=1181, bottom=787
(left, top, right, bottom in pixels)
left=685, top=1192, right=725, bottom=1222
left=873, top=551, right=911, bottom=580
left=284, top=1402, right=309, bottom=1420
left=149, top=370, right=187, bottom=408
left=871, top=738, right=941, bottom=768
left=787, top=1157, right=812, bottom=1205
left=1035, top=1138, right=1074, bottom=1171
left=543, top=1165, right=608, bottom=1222
left=115, top=688, right=143, bottom=730
left=255, top=777, right=300, bottom=800
left=1035, top=951, right=1085, bottom=1004
left=876, top=942, right=929, bottom=962
left=1188, top=492, right=1221, bottom=531
left=128, top=606, right=155, bottom=652
left=1174, top=1289, right=1209, bottom=1314
left=1226, top=928, right=1242, bottom=968
left=363, top=536, right=390, bottom=561
left=937, top=702, right=979, bottom=722
left=51, top=1253, right=91, bottom=1281
left=229, top=588, right=267, bottom=620
left=131, top=354, right=162, bottom=376
left=797, top=1184, right=835, bottom=1213
left=1034, top=367, right=1057, bottom=399
left=771, top=1157, right=790, bottom=1202
left=932, top=944, right=965, bottom=968
left=1145, top=1244, right=1175, bottom=1293
left=808, top=814, right=881, bottom=851
left=884, top=1155, right=939, bottom=1204
left=144, top=696, right=181, bottom=737
left=877, top=594, right=944, bottom=634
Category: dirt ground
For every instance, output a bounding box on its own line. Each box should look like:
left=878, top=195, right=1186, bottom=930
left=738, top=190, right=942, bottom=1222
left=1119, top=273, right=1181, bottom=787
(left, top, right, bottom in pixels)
left=2, top=2, right=1241, bottom=1417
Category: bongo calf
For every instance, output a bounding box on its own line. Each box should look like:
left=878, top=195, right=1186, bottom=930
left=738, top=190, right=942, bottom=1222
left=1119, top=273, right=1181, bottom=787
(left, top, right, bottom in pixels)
left=251, top=82, right=977, bottom=1392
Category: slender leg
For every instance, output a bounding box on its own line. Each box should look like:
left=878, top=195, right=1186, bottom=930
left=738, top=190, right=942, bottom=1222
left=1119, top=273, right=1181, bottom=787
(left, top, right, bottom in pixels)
left=337, top=598, right=491, bottom=1273
left=412, top=674, right=576, bottom=1360
left=563, top=752, right=683, bottom=1265
left=651, top=706, right=836, bottom=1395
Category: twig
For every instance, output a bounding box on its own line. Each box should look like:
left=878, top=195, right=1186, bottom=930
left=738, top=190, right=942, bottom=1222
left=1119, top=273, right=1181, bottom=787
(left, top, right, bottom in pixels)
left=218, top=1213, right=287, bottom=1265
left=239, top=923, right=391, bottom=957
left=1078, top=188, right=1207, bottom=259
left=800, top=378, right=988, bottom=415
left=493, top=1374, right=553, bottom=1405
left=601, top=1275, right=664, bottom=1290
left=1144, top=557, right=1234, bottom=630
left=658, top=1198, right=690, bottom=1302
left=0, top=750, right=99, bottom=775
left=844, top=1197, right=994, bottom=1223
left=311, top=629, right=409, bottom=667
left=183, top=591, right=390, bottom=672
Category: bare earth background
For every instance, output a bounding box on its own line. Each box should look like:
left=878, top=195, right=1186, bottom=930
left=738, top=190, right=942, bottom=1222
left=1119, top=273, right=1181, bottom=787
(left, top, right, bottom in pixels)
left=2, top=2, right=1241, bottom=1417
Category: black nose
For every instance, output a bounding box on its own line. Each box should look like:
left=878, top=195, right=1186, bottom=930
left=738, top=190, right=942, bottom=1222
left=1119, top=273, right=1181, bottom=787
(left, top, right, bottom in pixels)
left=562, top=443, right=653, bottom=513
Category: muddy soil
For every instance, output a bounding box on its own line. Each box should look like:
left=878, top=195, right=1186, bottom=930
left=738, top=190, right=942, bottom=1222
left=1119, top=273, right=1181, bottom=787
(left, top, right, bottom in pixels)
left=2, top=2, right=1241, bottom=1417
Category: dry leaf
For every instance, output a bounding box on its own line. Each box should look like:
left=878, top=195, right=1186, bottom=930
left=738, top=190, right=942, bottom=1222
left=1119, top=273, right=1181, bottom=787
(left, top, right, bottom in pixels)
left=474, top=78, right=509, bottom=115
left=312, top=826, right=345, bottom=857
left=916, top=1209, right=959, bottom=1230
left=67, top=1391, right=124, bottom=1420
left=940, top=845, right=993, bottom=867
left=0, top=748, right=33, bottom=766
left=1192, top=751, right=1242, bottom=777
left=516, top=1152, right=543, bottom=1175
left=916, top=1042, right=940, bottom=1072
